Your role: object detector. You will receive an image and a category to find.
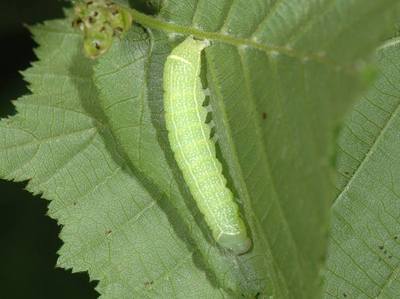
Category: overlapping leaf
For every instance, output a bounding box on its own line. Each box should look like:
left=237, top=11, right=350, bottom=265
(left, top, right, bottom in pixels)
left=0, top=0, right=399, bottom=298
left=325, top=38, right=400, bottom=298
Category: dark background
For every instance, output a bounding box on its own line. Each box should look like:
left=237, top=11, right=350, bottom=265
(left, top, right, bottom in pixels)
left=0, top=1, right=97, bottom=298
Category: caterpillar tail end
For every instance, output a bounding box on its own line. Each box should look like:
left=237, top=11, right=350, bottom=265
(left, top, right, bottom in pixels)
left=217, top=232, right=252, bottom=255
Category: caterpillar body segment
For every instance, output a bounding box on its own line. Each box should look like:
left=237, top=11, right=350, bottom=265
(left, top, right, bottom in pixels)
left=163, top=37, right=251, bottom=255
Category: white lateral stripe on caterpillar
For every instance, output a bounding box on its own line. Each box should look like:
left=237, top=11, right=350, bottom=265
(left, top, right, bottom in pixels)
left=163, top=36, right=251, bottom=255
left=168, top=55, right=192, bottom=65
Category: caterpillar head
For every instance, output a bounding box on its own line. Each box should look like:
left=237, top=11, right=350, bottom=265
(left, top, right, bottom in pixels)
left=73, top=0, right=133, bottom=59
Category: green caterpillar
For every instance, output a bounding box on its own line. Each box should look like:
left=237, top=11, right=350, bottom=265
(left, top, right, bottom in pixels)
left=163, top=37, right=251, bottom=255
left=73, top=0, right=132, bottom=58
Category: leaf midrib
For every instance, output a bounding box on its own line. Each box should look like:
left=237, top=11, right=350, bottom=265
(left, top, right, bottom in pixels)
left=129, top=9, right=352, bottom=72
left=333, top=81, right=400, bottom=208
left=237, top=46, right=305, bottom=291
left=206, top=47, right=294, bottom=297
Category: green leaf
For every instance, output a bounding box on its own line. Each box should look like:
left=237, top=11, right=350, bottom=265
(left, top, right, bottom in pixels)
left=0, top=20, right=226, bottom=298
left=0, top=1, right=398, bottom=298
left=324, top=38, right=400, bottom=298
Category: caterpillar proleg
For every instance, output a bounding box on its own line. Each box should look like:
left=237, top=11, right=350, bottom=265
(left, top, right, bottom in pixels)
left=163, top=37, right=251, bottom=255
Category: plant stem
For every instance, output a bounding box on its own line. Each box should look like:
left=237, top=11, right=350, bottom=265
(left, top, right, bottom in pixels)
left=128, top=8, right=352, bottom=72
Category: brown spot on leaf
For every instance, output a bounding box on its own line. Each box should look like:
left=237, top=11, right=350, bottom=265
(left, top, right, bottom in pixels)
left=144, top=281, right=154, bottom=288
